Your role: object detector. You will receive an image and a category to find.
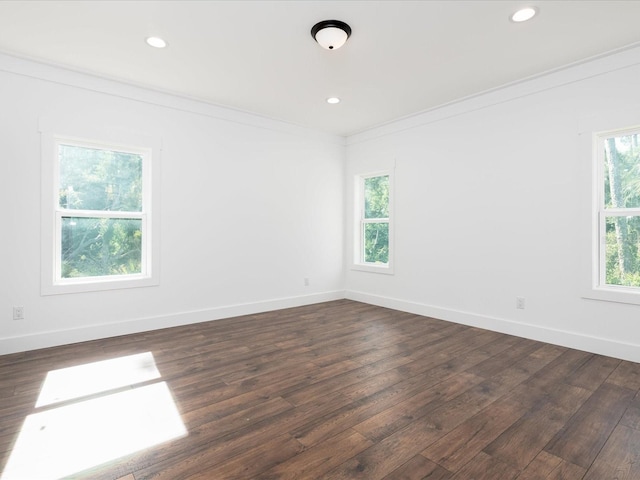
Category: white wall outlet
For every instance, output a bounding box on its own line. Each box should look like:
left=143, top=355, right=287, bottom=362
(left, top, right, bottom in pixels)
left=13, top=306, right=24, bottom=320
left=516, top=297, right=525, bottom=310
left=304, top=277, right=310, bottom=286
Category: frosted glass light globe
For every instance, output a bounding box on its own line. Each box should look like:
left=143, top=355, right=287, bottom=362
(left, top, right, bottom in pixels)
left=314, top=27, right=348, bottom=50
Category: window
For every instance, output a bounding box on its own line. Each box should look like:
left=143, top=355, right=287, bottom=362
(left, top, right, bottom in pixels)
left=41, top=131, right=159, bottom=295
left=595, top=127, right=640, bottom=292
left=354, top=172, right=393, bottom=273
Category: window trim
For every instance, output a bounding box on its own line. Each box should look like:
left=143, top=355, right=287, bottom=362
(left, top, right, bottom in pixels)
left=352, top=171, right=394, bottom=275
left=584, top=123, right=640, bottom=305
left=40, top=123, right=160, bottom=295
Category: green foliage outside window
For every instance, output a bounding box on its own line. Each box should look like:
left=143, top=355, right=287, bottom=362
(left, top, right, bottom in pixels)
left=364, top=175, right=389, bottom=219
left=61, top=217, right=142, bottom=278
left=363, top=175, right=389, bottom=264
left=59, top=144, right=142, bottom=211
left=58, top=144, right=144, bottom=279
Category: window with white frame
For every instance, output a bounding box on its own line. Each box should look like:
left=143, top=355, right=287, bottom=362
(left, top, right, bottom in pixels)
left=354, top=173, right=393, bottom=273
left=42, top=133, right=158, bottom=294
left=595, top=127, right=640, bottom=291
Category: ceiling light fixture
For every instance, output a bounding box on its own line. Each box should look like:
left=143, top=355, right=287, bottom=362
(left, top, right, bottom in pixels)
left=311, top=20, right=352, bottom=50
left=326, top=97, right=341, bottom=104
left=510, top=7, right=538, bottom=22
left=146, top=36, right=167, bottom=48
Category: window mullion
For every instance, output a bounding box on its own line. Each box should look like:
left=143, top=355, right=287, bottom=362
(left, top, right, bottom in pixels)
left=57, top=209, right=144, bottom=219
left=362, top=218, right=389, bottom=224
left=602, top=209, right=640, bottom=216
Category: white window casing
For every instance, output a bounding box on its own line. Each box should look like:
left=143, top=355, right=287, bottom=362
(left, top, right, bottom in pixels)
left=40, top=118, right=160, bottom=295
left=352, top=171, right=394, bottom=275
left=582, top=116, right=640, bottom=305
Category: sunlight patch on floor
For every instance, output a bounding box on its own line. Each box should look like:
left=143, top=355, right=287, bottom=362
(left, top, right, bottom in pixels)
left=36, top=352, right=161, bottom=407
left=1, top=353, right=187, bottom=480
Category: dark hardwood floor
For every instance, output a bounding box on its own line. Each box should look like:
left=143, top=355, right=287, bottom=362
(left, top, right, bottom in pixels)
left=1, top=299, right=640, bottom=479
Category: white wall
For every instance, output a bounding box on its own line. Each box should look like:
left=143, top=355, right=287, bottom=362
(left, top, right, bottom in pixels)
left=345, top=46, right=640, bottom=363
left=0, top=54, right=345, bottom=354
left=4, top=45, right=640, bottom=362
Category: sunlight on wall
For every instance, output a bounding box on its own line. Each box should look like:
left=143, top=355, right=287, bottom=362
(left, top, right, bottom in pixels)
left=1, top=353, right=187, bottom=480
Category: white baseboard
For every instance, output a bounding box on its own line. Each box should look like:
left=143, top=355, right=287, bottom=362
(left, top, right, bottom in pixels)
left=6, top=289, right=639, bottom=363
left=346, top=290, right=640, bottom=363
left=1, top=290, right=346, bottom=355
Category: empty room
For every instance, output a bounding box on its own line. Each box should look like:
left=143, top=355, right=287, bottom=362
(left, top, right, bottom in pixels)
left=3, top=1, right=640, bottom=479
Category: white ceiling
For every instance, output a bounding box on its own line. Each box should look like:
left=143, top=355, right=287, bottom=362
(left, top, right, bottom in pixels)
left=1, top=1, right=640, bottom=136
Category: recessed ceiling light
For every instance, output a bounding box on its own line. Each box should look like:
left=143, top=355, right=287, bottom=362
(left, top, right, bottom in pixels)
left=326, top=97, right=341, bottom=104
left=511, top=7, right=537, bottom=22
left=146, top=36, right=167, bottom=48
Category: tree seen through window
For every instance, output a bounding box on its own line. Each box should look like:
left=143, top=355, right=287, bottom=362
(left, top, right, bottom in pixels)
left=58, top=143, right=145, bottom=279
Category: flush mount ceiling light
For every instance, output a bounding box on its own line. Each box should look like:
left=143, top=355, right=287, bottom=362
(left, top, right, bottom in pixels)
left=326, top=97, right=341, bottom=104
left=510, top=7, right=538, bottom=22
left=311, top=20, right=352, bottom=50
left=146, top=36, right=167, bottom=48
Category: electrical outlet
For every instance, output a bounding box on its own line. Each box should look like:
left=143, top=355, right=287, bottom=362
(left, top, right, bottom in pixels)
left=304, top=277, right=310, bottom=287
left=13, top=306, right=24, bottom=320
left=516, top=297, right=525, bottom=310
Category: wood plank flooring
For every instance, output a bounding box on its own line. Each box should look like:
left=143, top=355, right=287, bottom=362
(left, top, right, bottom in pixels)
left=1, top=299, right=640, bottom=479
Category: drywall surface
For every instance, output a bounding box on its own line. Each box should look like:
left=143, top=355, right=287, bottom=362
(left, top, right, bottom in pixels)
left=345, top=45, right=640, bottom=362
left=5, top=44, right=640, bottom=361
left=0, top=54, right=345, bottom=354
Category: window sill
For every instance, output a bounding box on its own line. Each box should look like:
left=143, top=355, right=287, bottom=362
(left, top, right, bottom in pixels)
left=582, top=286, right=640, bottom=306
left=351, top=263, right=394, bottom=275
left=42, top=275, right=159, bottom=296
